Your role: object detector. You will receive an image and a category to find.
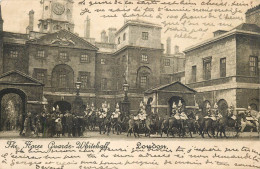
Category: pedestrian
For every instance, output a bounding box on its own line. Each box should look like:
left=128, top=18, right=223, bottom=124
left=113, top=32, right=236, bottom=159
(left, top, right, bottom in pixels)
left=55, top=117, right=62, bottom=137
left=66, top=111, right=73, bottom=137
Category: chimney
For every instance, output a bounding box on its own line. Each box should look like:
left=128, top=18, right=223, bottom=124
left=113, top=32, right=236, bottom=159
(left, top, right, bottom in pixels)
left=26, top=10, right=34, bottom=33
left=174, top=45, right=179, bottom=54
left=101, top=30, right=108, bottom=43
left=0, top=5, right=3, bottom=32
left=108, top=27, right=117, bottom=43
left=84, top=16, right=90, bottom=38
left=166, top=37, right=171, bottom=54
left=245, top=5, right=260, bottom=27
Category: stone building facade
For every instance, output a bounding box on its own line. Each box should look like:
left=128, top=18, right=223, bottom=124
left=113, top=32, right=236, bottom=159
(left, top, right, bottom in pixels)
left=0, top=0, right=186, bottom=114
left=184, top=5, right=260, bottom=113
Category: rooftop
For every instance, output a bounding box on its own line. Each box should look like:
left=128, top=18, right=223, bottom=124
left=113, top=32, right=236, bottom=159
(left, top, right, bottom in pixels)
left=245, top=4, right=260, bottom=14
left=116, top=19, right=162, bottom=35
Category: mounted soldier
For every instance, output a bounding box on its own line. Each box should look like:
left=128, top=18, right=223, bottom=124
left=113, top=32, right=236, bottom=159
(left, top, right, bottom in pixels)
left=204, top=102, right=212, bottom=119
left=138, top=101, right=147, bottom=128
left=112, top=103, right=121, bottom=120
left=171, top=102, right=178, bottom=117
left=211, top=103, right=222, bottom=121
left=246, top=106, right=257, bottom=126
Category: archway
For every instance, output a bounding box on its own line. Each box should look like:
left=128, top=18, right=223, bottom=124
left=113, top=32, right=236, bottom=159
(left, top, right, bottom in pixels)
left=250, top=103, right=258, bottom=111
left=53, top=101, right=71, bottom=113
left=217, top=99, right=228, bottom=116
left=168, top=96, right=185, bottom=115
left=0, top=88, right=27, bottom=131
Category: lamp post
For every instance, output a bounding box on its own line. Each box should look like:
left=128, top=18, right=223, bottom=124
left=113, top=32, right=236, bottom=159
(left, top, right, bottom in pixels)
left=121, top=80, right=130, bottom=116
left=73, top=79, right=83, bottom=116
left=75, top=81, right=82, bottom=96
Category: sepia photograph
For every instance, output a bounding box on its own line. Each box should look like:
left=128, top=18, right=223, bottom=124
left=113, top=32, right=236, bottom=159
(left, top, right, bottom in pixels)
left=0, top=0, right=259, bottom=168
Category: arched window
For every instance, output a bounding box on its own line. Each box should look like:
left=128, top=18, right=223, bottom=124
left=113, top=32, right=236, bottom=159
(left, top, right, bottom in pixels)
left=51, top=64, right=74, bottom=89
left=217, top=99, right=228, bottom=116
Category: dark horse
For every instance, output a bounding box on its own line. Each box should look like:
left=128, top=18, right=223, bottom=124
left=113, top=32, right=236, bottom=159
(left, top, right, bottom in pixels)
left=160, top=116, right=182, bottom=138
left=127, top=116, right=140, bottom=137
left=216, top=112, right=241, bottom=138
left=144, top=113, right=162, bottom=137
left=96, top=110, right=112, bottom=135
left=111, top=113, right=126, bottom=135
left=195, top=111, right=218, bottom=138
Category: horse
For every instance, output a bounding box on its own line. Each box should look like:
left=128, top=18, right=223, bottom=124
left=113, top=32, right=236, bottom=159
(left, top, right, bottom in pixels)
left=144, top=114, right=161, bottom=137
left=102, top=111, right=113, bottom=135
left=195, top=111, right=218, bottom=138
left=184, top=112, right=197, bottom=138
left=160, top=116, right=182, bottom=138
left=127, top=115, right=140, bottom=137
left=216, top=113, right=241, bottom=138
left=87, top=110, right=97, bottom=131
left=111, top=113, right=124, bottom=135
left=240, top=112, right=259, bottom=133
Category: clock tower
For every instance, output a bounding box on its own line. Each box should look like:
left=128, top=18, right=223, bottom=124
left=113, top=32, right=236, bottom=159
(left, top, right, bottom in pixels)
left=38, top=0, right=74, bottom=33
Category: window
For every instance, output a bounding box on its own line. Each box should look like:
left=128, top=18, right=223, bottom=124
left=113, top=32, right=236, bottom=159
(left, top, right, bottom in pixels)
left=164, top=59, right=170, bottom=66
left=59, top=52, right=67, bottom=60
left=101, top=58, right=106, bottom=65
left=118, top=37, right=120, bottom=44
left=34, top=69, right=47, bottom=84
left=36, top=72, right=45, bottom=83
left=10, top=50, right=18, bottom=58
left=142, top=32, right=148, bottom=40
left=80, top=74, right=88, bottom=89
left=220, top=58, right=226, bottom=77
left=203, top=57, right=212, bottom=80
left=37, top=50, right=45, bottom=58
left=140, top=76, right=147, bottom=88
left=101, top=78, right=107, bottom=90
left=80, top=54, right=89, bottom=63
left=249, top=56, right=258, bottom=76
left=44, top=24, right=48, bottom=30
left=123, top=33, right=126, bottom=41
left=59, top=74, right=67, bottom=88
left=192, top=65, right=197, bottom=82
left=141, top=54, right=148, bottom=62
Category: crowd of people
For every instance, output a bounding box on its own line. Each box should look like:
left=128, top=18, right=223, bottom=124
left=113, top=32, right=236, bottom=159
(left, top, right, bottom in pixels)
left=19, top=99, right=259, bottom=137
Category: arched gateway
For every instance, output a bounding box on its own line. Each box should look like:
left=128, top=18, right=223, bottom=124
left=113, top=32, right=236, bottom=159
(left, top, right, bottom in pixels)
left=0, top=71, right=44, bottom=132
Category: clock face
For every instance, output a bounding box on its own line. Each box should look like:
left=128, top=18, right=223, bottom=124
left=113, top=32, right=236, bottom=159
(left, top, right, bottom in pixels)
left=52, top=2, right=65, bottom=15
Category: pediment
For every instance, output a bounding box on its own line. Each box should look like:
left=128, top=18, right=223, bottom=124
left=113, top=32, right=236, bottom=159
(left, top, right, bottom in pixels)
left=145, top=81, right=196, bottom=94
left=27, top=30, right=98, bottom=50
left=0, top=70, right=43, bottom=86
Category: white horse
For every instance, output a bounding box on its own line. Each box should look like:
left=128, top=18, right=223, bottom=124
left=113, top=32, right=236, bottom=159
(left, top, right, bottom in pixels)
left=240, top=111, right=259, bottom=134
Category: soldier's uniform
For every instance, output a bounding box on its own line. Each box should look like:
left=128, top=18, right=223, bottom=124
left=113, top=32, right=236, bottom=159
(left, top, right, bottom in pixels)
left=112, top=103, right=121, bottom=119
